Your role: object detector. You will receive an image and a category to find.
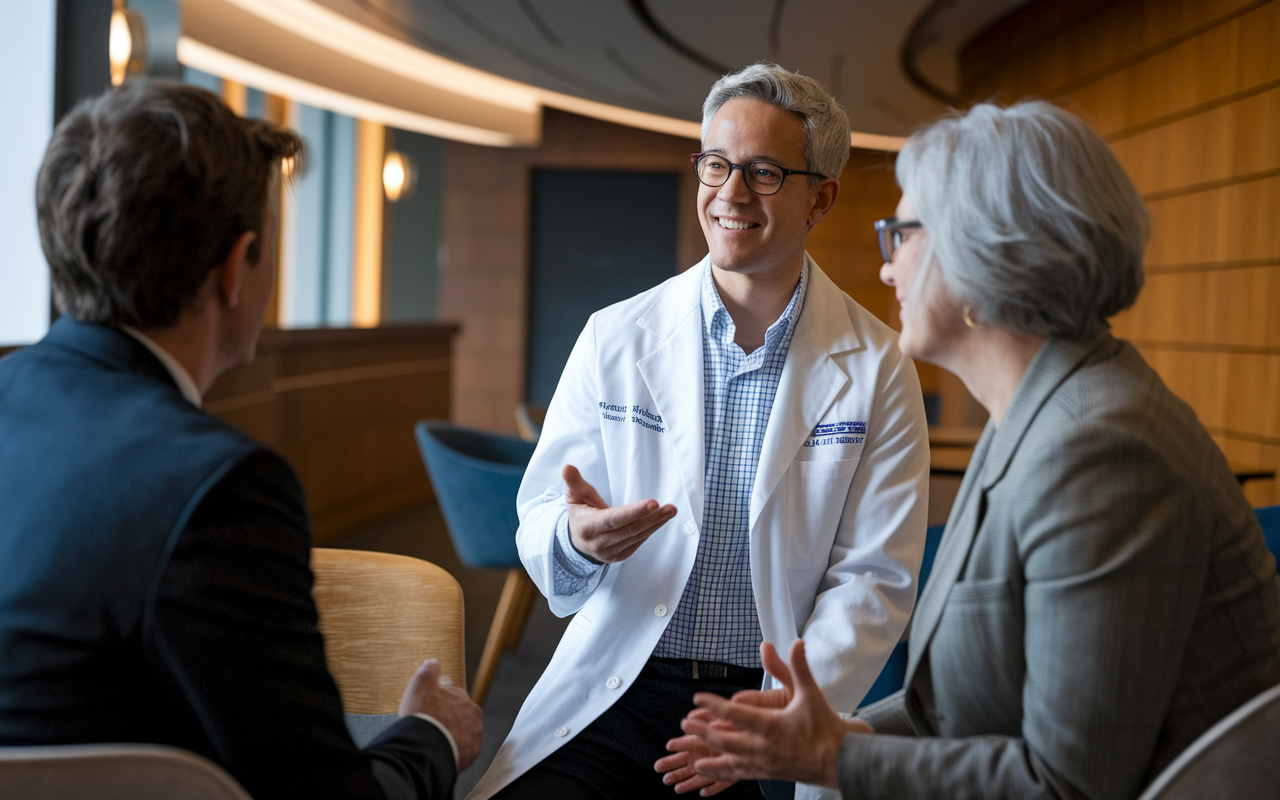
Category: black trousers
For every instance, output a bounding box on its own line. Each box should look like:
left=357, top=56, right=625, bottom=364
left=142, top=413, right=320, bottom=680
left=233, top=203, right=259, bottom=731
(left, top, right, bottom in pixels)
left=495, top=657, right=776, bottom=800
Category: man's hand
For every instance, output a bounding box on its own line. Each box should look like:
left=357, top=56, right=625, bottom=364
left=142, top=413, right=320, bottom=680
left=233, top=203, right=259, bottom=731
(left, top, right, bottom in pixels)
left=563, top=464, right=677, bottom=563
left=677, top=641, right=871, bottom=789
left=656, top=687, right=790, bottom=795
left=397, top=659, right=483, bottom=770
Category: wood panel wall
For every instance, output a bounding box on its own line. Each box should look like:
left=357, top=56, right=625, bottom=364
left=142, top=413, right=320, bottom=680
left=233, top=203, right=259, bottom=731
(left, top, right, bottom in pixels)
left=205, top=324, right=457, bottom=542
left=962, top=0, right=1280, bottom=504
left=808, top=150, right=948, bottom=416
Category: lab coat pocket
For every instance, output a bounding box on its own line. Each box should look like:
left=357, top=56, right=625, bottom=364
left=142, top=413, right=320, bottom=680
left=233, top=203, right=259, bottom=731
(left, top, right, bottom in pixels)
left=786, top=457, right=861, bottom=569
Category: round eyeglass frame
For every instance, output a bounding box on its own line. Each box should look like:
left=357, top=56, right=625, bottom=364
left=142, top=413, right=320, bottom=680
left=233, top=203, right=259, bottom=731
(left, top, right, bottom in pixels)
left=873, top=217, right=924, bottom=262
left=690, top=152, right=828, bottom=196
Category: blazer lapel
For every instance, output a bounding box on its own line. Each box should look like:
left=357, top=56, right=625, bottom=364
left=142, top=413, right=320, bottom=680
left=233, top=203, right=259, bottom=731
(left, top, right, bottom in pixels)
left=750, top=260, right=858, bottom=531
left=637, top=263, right=709, bottom=528
left=904, top=424, right=992, bottom=681
left=904, top=332, right=1115, bottom=682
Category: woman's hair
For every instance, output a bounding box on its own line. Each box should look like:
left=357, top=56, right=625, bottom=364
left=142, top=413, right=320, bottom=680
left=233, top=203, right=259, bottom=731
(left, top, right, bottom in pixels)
left=896, top=100, right=1149, bottom=340
left=702, top=62, right=850, bottom=182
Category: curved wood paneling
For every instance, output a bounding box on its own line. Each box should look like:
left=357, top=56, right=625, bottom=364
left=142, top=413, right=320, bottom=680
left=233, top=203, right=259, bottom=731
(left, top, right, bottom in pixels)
left=206, top=324, right=459, bottom=541
left=961, top=0, right=1280, bottom=503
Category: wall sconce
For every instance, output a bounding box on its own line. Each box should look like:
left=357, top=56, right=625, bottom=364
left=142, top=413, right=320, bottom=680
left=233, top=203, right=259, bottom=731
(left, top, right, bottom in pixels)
left=109, top=0, right=148, bottom=86
left=382, top=151, right=416, bottom=202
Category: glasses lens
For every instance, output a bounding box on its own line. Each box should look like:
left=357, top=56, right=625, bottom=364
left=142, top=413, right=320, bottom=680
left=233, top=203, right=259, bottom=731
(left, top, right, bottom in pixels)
left=696, top=155, right=731, bottom=186
left=746, top=162, right=784, bottom=194
left=877, top=227, right=894, bottom=262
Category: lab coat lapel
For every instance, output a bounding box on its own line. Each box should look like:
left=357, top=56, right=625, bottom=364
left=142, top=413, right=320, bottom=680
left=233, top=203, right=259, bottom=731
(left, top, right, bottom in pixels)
left=637, top=263, right=707, bottom=528
left=750, top=261, right=857, bottom=531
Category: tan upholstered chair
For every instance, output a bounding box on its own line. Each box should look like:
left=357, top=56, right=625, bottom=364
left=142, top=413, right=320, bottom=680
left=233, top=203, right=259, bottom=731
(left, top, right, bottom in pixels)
left=0, top=743, right=252, bottom=800
left=1137, top=681, right=1280, bottom=799
left=311, top=548, right=466, bottom=717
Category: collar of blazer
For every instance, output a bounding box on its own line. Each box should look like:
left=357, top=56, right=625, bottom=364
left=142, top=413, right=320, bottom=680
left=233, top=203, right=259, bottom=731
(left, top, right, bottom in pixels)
left=976, top=331, right=1117, bottom=491
left=45, top=316, right=181, bottom=395
left=633, top=253, right=863, bottom=531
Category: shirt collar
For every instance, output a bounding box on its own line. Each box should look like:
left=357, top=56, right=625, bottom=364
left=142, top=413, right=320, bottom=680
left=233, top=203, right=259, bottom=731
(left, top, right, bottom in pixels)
left=120, top=326, right=203, bottom=408
left=701, top=259, right=809, bottom=354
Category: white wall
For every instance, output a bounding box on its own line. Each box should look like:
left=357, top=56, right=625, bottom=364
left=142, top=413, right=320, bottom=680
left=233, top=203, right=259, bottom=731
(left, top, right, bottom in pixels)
left=0, top=0, right=56, bottom=345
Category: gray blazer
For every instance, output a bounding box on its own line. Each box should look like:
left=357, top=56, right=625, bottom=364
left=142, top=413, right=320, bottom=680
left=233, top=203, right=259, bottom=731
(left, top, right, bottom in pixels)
left=842, top=334, right=1280, bottom=800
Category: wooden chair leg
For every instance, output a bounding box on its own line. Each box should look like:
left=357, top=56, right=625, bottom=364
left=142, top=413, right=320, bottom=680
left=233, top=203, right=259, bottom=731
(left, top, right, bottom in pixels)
left=503, top=570, right=536, bottom=651
left=471, top=568, right=532, bottom=705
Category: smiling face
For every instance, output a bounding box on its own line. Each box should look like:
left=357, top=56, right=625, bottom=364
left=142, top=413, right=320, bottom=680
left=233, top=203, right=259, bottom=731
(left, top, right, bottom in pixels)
left=878, top=192, right=965, bottom=363
left=697, top=97, right=836, bottom=280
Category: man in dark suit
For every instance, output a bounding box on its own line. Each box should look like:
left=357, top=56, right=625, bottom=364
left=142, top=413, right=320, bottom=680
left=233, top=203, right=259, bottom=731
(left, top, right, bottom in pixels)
left=0, top=81, right=481, bottom=800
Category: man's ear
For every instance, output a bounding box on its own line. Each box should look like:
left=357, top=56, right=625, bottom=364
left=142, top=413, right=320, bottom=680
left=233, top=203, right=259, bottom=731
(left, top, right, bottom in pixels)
left=807, top=179, right=840, bottom=228
left=217, top=230, right=259, bottom=309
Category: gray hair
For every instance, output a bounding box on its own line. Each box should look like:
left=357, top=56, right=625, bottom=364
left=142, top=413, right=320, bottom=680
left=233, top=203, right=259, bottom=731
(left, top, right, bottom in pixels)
left=897, top=101, right=1149, bottom=340
left=702, top=62, right=850, bottom=182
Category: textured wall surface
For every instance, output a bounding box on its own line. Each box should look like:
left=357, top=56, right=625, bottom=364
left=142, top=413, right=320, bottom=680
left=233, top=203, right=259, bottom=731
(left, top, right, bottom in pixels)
left=963, top=0, right=1280, bottom=504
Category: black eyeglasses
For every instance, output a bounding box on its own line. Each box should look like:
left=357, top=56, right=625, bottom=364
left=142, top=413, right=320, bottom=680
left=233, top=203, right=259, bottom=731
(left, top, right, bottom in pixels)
left=874, top=217, right=923, bottom=262
left=691, top=152, right=827, bottom=196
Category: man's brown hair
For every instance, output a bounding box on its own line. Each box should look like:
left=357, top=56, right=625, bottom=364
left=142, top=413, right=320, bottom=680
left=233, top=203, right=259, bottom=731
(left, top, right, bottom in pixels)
left=36, top=80, right=304, bottom=328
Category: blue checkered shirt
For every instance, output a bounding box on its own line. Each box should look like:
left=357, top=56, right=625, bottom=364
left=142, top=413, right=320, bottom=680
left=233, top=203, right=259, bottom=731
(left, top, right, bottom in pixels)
left=651, top=262, right=807, bottom=666
left=550, top=263, right=808, bottom=668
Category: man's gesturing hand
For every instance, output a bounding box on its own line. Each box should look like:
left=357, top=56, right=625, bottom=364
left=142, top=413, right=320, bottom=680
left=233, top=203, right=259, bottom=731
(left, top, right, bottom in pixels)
left=398, top=658, right=484, bottom=770
left=564, top=464, right=677, bottom=563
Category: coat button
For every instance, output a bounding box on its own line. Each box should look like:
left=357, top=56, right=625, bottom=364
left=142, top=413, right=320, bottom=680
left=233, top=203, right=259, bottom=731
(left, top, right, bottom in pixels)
left=606, top=676, right=622, bottom=689
left=683, top=521, right=697, bottom=536
left=554, top=726, right=569, bottom=737
left=654, top=604, right=667, bottom=617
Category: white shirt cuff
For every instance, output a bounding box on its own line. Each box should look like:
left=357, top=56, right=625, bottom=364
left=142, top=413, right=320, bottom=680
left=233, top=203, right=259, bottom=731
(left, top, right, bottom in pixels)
left=411, top=712, right=459, bottom=768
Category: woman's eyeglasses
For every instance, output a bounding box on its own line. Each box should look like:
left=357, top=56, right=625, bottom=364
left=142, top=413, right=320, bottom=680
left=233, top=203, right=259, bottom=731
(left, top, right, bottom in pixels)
left=873, top=217, right=924, bottom=262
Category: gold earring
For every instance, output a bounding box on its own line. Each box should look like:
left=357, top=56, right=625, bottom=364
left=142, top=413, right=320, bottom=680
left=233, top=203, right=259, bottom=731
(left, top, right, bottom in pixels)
left=963, top=306, right=976, bottom=328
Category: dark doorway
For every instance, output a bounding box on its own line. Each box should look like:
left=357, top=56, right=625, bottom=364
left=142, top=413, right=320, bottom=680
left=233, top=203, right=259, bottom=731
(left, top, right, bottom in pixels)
left=525, top=170, right=680, bottom=407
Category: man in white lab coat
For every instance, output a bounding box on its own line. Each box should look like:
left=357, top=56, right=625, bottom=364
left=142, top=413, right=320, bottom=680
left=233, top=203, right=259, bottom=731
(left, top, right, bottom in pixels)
left=470, top=64, right=929, bottom=800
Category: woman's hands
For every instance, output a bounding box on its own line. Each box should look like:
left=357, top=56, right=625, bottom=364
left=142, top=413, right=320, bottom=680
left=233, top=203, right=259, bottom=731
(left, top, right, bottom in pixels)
left=659, top=640, right=872, bottom=791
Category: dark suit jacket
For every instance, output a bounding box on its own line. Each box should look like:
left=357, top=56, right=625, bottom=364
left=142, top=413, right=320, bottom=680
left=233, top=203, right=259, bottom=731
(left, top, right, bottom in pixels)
left=844, top=334, right=1280, bottom=800
left=0, top=318, right=455, bottom=800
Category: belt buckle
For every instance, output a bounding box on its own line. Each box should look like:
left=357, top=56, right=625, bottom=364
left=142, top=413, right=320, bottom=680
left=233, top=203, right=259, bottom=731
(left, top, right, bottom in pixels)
left=691, top=660, right=728, bottom=679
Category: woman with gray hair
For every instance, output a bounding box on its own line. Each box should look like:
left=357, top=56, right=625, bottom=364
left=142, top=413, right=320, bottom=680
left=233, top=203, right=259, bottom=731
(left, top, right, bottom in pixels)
left=666, top=101, right=1280, bottom=799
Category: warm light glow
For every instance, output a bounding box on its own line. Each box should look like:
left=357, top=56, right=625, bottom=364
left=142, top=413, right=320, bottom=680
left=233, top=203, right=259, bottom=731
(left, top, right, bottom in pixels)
left=382, top=151, right=415, bottom=202
left=109, top=3, right=146, bottom=87
left=109, top=9, right=132, bottom=86
left=177, top=38, right=527, bottom=147
left=352, top=120, right=385, bottom=328
left=280, top=156, right=296, bottom=179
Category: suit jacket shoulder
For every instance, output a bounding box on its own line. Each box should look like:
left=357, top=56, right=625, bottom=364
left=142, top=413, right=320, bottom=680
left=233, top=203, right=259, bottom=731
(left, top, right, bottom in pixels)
left=0, top=319, right=455, bottom=799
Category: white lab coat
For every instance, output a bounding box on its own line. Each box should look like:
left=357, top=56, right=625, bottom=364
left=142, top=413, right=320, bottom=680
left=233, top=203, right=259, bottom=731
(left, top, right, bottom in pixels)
left=467, top=256, right=929, bottom=800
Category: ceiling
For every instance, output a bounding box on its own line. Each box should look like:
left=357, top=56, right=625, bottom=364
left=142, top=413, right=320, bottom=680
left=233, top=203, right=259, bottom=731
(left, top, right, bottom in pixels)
left=179, top=0, right=1032, bottom=147
left=309, top=0, right=1031, bottom=137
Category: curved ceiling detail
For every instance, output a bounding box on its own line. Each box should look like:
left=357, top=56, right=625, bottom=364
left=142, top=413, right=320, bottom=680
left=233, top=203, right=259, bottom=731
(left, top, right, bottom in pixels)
left=625, top=0, right=730, bottom=76
left=179, top=0, right=1035, bottom=151
left=902, top=0, right=1033, bottom=104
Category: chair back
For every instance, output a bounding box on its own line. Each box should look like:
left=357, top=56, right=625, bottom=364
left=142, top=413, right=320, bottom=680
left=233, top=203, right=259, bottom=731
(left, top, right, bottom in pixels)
left=1137, top=682, right=1280, bottom=799
left=414, top=421, right=536, bottom=569
left=312, top=548, right=466, bottom=713
left=1256, top=505, right=1280, bottom=571
left=0, top=743, right=251, bottom=800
